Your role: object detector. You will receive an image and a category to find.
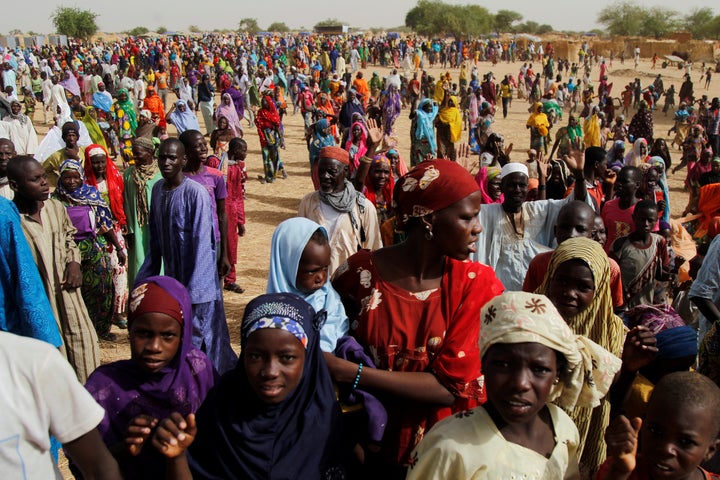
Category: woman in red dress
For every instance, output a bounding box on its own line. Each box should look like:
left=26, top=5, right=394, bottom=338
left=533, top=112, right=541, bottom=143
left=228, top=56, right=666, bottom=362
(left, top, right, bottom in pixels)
left=330, top=154, right=504, bottom=478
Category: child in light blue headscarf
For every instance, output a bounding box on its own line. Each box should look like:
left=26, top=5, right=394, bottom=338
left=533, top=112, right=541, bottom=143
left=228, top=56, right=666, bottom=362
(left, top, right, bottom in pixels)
left=266, top=217, right=349, bottom=353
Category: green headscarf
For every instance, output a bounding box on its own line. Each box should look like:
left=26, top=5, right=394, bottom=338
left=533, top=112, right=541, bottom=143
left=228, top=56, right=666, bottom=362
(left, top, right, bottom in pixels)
left=82, top=106, right=108, bottom=150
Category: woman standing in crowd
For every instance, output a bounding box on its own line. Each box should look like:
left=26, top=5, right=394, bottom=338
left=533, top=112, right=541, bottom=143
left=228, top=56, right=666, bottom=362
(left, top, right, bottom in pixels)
left=166, top=100, right=201, bottom=135
left=52, top=158, right=125, bottom=340
left=112, top=89, right=137, bottom=164
left=123, top=137, right=161, bottom=287
left=436, top=95, right=462, bottom=160
left=410, top=98, right=438, bottom=166
left=197, top=74, right=215, bottom=135
left=331, top=158, right=504, bottom=478
left=255, top=94, right=286, bottom=183
left=84, top=144, right=129, bottom=329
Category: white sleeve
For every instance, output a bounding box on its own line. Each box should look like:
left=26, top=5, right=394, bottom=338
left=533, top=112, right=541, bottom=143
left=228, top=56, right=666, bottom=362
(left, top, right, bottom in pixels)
left=37, top=348, right=105, bottom=444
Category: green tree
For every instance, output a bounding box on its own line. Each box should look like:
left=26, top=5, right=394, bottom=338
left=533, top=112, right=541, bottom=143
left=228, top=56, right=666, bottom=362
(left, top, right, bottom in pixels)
left=238, top=18, right=260, bottom=34
left=641, top=7, right=680, bottom=38
left=405, top=0, right=493, bottom=37
left=536, top=24, right=554, bottom=35
left=189, top=25, right=201, bottom=33
left=314, top=18, right=345, bottom=28
left=127, top=26, right=149, bottom=36
left=9, top=29, right=22, bottom=35
left=157, top=26, right=168, bottom=34
left=597, top=1, right=645, bottom=36
left=50, top=6, right=99, bottom=40
left=494, top=9, right=523, bottom=32
left=684, top=7, right=717, bottom=39
left=267, top=22, right=290, bottom=32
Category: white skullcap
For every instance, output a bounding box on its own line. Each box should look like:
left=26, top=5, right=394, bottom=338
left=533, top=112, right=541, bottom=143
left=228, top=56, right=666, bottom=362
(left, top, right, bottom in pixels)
left=87, top=146, right=107, bottom=158
left=500, top=162, right=529, bottom=179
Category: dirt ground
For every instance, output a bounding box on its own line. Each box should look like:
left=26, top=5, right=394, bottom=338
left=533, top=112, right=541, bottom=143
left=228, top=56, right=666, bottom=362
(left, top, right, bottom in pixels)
left=50, top=57, right=718, bottom=477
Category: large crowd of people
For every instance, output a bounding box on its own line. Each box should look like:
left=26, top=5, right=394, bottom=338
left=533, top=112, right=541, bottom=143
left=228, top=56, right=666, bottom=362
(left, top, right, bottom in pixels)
left=1, top=30, right=720, bottom=480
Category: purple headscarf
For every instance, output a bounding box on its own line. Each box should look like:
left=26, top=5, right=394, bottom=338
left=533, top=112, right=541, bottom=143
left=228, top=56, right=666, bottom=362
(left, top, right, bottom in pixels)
left=59, top=69, right=81, bottom=97
left=84, top=276, right=215, bottom=477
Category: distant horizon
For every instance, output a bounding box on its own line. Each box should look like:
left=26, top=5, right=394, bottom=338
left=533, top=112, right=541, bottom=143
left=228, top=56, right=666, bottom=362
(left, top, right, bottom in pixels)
left=2, top=0, right=717, bottom=38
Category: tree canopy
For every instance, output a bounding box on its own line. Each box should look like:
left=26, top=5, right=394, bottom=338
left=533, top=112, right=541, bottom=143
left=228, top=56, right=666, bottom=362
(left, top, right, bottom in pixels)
left=126, top=26, right=149, bottom=36
left=267, top=22, right=290, bottom=33
left=494, top=10, right=523, bottom=32
left=238, top=18, right=260, bottom=34
left=314, top=18, right=346, bottom=28
left=50, top=6, right=99, bottom=40
left=405, top=0, right=493, bottom=37
left=598, top=2, right=720, bottom=39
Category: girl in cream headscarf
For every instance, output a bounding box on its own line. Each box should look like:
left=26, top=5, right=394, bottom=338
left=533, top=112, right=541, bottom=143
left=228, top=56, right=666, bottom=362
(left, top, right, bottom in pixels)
left=408, top=291, right=621, bottom=480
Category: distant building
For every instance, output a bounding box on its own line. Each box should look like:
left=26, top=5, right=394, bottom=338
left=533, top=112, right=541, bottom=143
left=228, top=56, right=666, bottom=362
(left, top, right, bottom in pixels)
left=315, top=25, right=349, bottom=35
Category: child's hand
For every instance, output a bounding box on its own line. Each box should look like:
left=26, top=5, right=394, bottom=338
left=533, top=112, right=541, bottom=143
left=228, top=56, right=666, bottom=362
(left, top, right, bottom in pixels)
left=125, top=415, right=158, bottom=456
left=621, top=326, right=658, bottom=373
left=238, top=224, right=246, bottom=237
left=605, top=415, right=642, bottom=475
left=152, top=413, right=196, bottom=458
left=62, top=261, right=82, bottom=290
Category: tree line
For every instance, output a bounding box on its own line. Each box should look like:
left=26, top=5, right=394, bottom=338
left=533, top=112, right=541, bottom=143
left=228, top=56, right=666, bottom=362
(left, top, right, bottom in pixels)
left=41, top=2, right=720, bottom=41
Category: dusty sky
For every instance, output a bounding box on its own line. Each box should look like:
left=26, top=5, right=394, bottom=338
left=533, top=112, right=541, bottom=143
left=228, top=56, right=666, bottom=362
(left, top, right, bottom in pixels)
left=4, top=0, right=717, bottom=35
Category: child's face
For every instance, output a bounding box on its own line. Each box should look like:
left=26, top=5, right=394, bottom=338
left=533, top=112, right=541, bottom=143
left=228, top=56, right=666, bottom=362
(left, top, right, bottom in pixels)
left=129, top=313, right=182, bottom=373
left=633, top=207, right=658, bottom=235
left=483, top=342, right=559, bottom=425
left=547, top=259, right=595, bottom=319
left=230, top=143, right=247, bottom=161
left=640, top=396, right=720, bottom=479
left=184, top=132, right=208, bottom=164
left=295, top=241, right=330, bottom=295
left=244, top=329, right=305, bottom=405
left=10, top=161, right=49, bottom=202
left=158, top=142, right=187, bottom=181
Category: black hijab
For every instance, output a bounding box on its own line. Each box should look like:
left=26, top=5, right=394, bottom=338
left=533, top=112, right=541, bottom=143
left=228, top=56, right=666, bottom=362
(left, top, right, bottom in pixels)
left=187, top=293, right=342, bottom=480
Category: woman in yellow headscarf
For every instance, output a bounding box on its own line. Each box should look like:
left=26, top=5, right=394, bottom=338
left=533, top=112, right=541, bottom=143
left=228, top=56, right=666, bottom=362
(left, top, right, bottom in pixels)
left=583, top=106, right=602, bottom=148
left=82, top=106, right=108, bottom=150
left=436, top=95, right=462, bottom=160
left=526, top=101, right=550, bottom=153
left=537, top=237, right=627, bottom=478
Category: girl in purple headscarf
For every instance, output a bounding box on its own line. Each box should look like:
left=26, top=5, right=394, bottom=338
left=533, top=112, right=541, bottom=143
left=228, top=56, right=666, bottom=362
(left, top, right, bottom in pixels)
left=84, top=276, right=216, bottom=479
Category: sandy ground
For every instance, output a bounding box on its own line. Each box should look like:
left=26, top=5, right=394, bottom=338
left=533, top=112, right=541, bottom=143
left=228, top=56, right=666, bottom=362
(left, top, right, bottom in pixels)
left=51, top=57, right=718, bottom=477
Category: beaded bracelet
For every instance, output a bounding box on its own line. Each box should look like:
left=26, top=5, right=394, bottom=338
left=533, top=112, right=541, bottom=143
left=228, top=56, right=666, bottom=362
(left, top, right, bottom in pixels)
left=352, top=362, right=363, bottom=390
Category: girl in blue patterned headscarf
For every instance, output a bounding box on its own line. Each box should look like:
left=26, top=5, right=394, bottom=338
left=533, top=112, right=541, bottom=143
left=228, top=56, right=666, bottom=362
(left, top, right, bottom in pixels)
left=164, top=293, right=345, bottom=479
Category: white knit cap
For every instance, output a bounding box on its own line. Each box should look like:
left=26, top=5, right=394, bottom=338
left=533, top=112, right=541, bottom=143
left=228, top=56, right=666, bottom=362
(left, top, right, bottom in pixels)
left=499, top=162, right=529, bottom=179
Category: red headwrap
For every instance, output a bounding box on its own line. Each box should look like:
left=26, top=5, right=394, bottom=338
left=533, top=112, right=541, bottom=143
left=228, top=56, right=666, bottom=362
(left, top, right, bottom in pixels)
left=394, top=159, right=479, bottom=228
left=128, top=282, right=184, bottom=326
left=319, top=146, right=350, bottom=166
left=83, top=144, right=126, bottom=228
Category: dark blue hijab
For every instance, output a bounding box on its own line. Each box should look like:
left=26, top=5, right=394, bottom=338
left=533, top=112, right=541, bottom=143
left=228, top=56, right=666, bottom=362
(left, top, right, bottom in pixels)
left=187, top=293, right=342, bottom=480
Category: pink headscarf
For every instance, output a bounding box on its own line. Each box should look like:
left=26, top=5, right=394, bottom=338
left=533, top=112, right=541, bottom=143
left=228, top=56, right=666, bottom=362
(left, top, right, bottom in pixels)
left=215, top=93, right=244, bottom=138
left=344, top=121, right=368, bottom=172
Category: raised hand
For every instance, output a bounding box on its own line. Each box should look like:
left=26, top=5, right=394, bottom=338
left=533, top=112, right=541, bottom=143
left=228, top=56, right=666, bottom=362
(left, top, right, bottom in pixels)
left=605, top=415, right=642, bottom=476
left=455, top=143, right=477, bottom=173
left=564, top=147, right=585, bottom=173
left=621, top=326, right=658, bottom=374
left=537, top=151, right=550, bottom=179
left=365, top=118, right=384, bottom=151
